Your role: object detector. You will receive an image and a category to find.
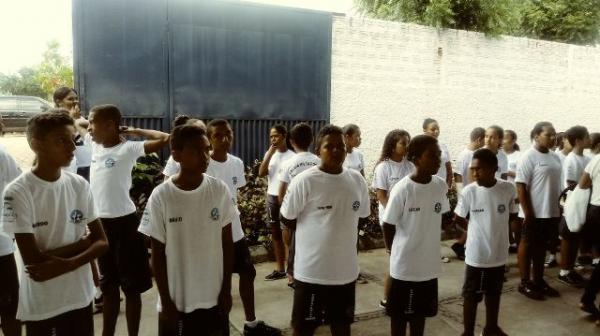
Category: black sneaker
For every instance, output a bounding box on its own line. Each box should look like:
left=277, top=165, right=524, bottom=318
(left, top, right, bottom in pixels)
left=544, top=257, right=558, bottom=268
left=264, top=270, right=287, bottom=281
left=536, top=280, right=560, bottom=297
left=481, top=326, right=508, bottom=336
left=579, top=301, right=600, bottom=317
left=244, top=321, right=281, bottom=336
left=357, top=273, right=369, bottom=284
left=451, top=243, right=466, bottom=260
left=558, top=271, right=586, bottom=288
left=379, top=300, right=387, bottom=309
left=518, top=281, right=544, bottom=300
left=508, top=245, right=518, bottom=254
left=578, top=255, right=593, bottom=266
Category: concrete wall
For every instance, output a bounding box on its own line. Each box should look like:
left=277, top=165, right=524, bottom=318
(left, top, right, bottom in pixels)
left=330, top=15, right=600, bottom=175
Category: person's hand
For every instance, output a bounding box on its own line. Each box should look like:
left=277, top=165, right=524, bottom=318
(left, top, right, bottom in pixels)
left=218, top=290, right=232, bottom=315
left=267, top=143, right=277, bottom=154
left=119, top=126, right=132, bottom=133
left=69, top=104, right=81, bottom=119
left=159, top=299, right=180, bottom=331
left=26, top=256, right=73, bottom=282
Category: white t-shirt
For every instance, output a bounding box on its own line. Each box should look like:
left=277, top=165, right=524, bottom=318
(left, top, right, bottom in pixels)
left=278, top=152, right=320, bottom=184
left=585, top=155, right=600, bottom=206
left=515, top=147, right=562, bottom=218
left=455, top=180, right=517, bottom=268
left=1, top=171, right=97, bottom=321
left=435, top=143, right=451, bottom=181
left=139, top=175, right=235, bottom=313
left=506, top=151, right=521, bottom=184
left=563, top=152, right=591, bottom=189
left=90, top=140, right=146, bottom=218
left=496, top=150, right=509, bottom=180
left=162, top=155, right=180, bottom=177
left=382, top=176, right=450, bottom=282
left=264, top=150, right=295, bottom=196
left=371, top=159, right=414, bottom=223
left=455, top=148, right=474, bottom=185
left=556, top=150, right=567, bottom=165
left=0, top=148, right=21, bottom=256
left=74, top=133, right=92, bottom=168
left=280, top=167, right=370, bottom=285
left=343, top=149, right=365, bottom=173
left=206, top=154, right=246, bottom=242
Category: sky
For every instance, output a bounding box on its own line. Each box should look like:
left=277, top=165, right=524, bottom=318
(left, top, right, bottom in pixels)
left=0, top=0, right=356, bottom=75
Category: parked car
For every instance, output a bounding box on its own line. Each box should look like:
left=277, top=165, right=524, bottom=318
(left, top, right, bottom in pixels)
left=0, top=95, right=52, bottom=132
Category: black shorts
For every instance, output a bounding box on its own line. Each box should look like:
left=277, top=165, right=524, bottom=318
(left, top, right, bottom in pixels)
left=387, top=278, right=438, bottom=318
left=286, top=229, right=295, bottom=276
left=98, top=213, right=152, bottom=294
left=233, top=239, right=256, bottom=277
left=0, top=253, right=18, bottom=317
left=158, top=306, right=228, bottom=336
left=521, top=217, right=560, bottom=249
left=25, top=304, right=93, bottom=336
left=582, top=205, right=600, bottom=245
left=266, top=195, right=283, bottom=230
left=76, top=166, right=90, bottom=181
left=292, top=280, right=356, bottom=330
left=558, top=216, right=579, bottom=240
left=462, top=265, right=505, bottom=301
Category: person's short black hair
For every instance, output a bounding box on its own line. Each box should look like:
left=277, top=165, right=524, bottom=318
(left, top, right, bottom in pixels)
left=472, top=148, right=498, bottom=169
left=206, top=119, right=230, bottom=137
left=470, top=127, right=485, bottom=142
left=407, top=134, right=438, bottom=163
left=590, top=132, right=600, bottom=151
left=422, top=118, right=437, bottom=130
left=566, top=125, right=589, bottom=147
left=316, top=124, right=344, bottom=149
left=289, top=122, right=313, bottom=150
left=27, top=108, right=74, bottom=143
left=170, top=124, right=207, bottom=150
left=342, top=124, right=360, bottom=136
left=271, top=124, right=287, bottom=136
left=172, top=114, right=191, bottom=128
left=90, top=104, right=122, bottom=126
left=531, top=121, right=553, bottom=140
left=53, top=86, right=77, bottom=107
left=488, top=125, right=504, bottom=140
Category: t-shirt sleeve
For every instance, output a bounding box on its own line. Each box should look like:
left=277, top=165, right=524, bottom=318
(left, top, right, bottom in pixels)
left=382, top=184, right=405, bottom=225
left=508, top=187, right=518, bottom=214
left=278, top=162, right=292, bottom=184
left=127, top=141, right=146, bottom=160
left=4, top=153, right=21, bottom=181
left=83, top=183, right=99, bottom=224
left=499, top=154, right=509, bottom=175
left=162, top=156, right=180, bottom=177
left=371, top=163, right=388, bottom=190
left=280, top=177, right=306, bottom=220
left=564, top=156, right=578, bottom=183
left=2, top=185, right=33, bottom=234
left=441, top=185, right=451, bottom=214
left=358, top=177, right=371, bottom=218
left=219, top=184, right=236, bottom=228
left=515, top=154, right=532, bottom=185
left=236, top=159, right=247, bottom=188
left=455, top=153, right=466, bottom=176
left=359, top=151, right=365, bottom=171
left=138, top=192, right=166, bottom=243
left=454, top=188, right=470, bottom=218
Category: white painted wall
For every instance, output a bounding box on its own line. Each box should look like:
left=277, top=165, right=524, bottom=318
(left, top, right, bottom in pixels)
left=330, top=15, right=600, bottom=176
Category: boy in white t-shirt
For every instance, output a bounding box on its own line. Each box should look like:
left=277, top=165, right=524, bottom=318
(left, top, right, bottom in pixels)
left=342, top=124, right=365, bottom=176
left=0, top=147, right=22, bottom=336
left=484, top=125, right=508, bottom=181
left=277, top=123, right=320, bottom=288
left=454, top=149, right=517, bottom=336
left=280, top=125, right=370, bottom=336
left=161, top=115, right=207, bottom=177
left=205, top=119, right=280, bottom=335
left=382, top=135, right=450, bottom=336
left=451, top=127, right=485, bottom=261
left=87, top=104, right=169, bottom=335
left=2, top=111, right=108, bottom=335
left=139, top=124, right=235, bottom=335
left=516, top=122, right=562, bottom=300
left=557, top=125, right=591, bottom=288
left=371, top=129, right=413, bottom=307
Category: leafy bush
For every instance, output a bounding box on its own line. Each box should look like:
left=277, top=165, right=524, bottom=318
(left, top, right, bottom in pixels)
left=130, top=153, right=164, bottom=215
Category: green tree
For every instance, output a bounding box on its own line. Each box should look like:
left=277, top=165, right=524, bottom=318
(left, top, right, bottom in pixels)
left=354, top=0, right=522, bottom=36
left=521, top=0, right=600, bottom=45
left=0, top=40, right=73, bottom=99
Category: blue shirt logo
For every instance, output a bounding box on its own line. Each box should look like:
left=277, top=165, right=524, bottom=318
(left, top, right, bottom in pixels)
left=70, top=209, right=85, bottom=225
left=352, top=201, right=360, bottom=211
left=211, top=208, right=220, bottom=220
left=498, top=204, right=506, bottom=214
left=434, top=202, right=442, bottom=213
left=105, top=158, right=116, bottom=168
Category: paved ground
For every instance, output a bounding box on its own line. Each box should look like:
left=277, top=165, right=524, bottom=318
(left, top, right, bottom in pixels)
left=2, top=134, right=600, bottom=335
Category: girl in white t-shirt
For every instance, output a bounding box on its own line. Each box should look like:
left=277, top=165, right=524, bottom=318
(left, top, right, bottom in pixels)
left=382, top=135, right=450, bottom=336
left=423, top=118, right=452, bottom=189
left=342, top=124, right=365, bottom=176
left=484, top=126, right=508, bottom=181
left=258, top=125, right=294, bottom=281
left=503, top=129, right=522, bottom=252
left=372, top=129, right=413, bottom=307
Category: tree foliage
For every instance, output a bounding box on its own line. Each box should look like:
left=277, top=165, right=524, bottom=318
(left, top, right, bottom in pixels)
left=0, top=40, right=73, bottom=99
left=354, top=0, right=600, bottom=45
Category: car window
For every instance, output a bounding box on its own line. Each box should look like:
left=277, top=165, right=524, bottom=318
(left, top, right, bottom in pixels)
left=0, top=98, right=18, bottom=111
left=20, top=98, right=46, bottom=112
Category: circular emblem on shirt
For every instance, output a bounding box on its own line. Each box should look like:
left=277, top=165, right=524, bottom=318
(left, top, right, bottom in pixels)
left=352, top=201, right=360, bottom=211
left=105, top=158, right=116, bottom=168
left=70, top=209, right=84, bottom=225
left=211, top=207, right=220, bottom=220
left=434, top=202, right=442, bottom=213
left=498, top=204, right=506, bottom=214
left=232, top=177, right=238, bottom=185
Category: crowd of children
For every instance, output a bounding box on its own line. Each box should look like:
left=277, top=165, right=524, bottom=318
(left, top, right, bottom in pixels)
left=1, top=86, right=600, bottom=336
